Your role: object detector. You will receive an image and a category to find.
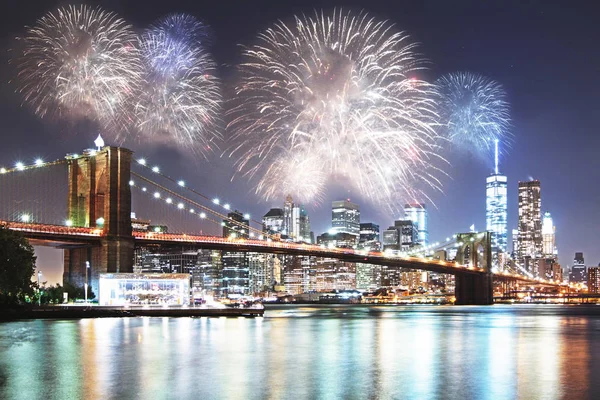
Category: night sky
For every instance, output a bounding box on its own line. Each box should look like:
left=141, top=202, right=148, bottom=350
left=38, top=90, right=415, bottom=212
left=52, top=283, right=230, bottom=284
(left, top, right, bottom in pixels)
left=1, top=0, right=599, bottom=283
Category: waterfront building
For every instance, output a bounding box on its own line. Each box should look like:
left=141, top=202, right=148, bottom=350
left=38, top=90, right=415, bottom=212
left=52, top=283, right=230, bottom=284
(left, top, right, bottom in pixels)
left=404, top=203, right=428, bottom=246
left=283, top=256, right=316, bottom=295
left=569, top=252, right=587, bottom=284
left=486, top=141, right=508, bottom=259
left=517, top=180, right=543, bottom=274
left=588, top=266, right=600, bottom=293
left=356, top=263, right=381, bottom=291
left=331, top=200, right=360, bottom=237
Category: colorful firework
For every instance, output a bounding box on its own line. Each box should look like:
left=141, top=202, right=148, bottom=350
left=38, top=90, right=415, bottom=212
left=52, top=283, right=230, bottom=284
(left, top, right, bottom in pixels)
left=15, top=5, right=141, bottom=130
left=134, top=13, right=221, bottom=154
left=228, top=9, right=443, bottom=206
left=436, top=72, right=511, bottom=157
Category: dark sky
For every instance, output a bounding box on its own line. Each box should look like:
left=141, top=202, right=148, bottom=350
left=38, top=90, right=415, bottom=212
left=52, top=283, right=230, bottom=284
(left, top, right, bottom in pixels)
left=1, top=0, right=599, bottom=280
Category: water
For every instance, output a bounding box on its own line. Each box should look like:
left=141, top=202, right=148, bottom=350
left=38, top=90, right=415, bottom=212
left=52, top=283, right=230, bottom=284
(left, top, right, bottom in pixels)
left=1, top=304, right=600, bottom=400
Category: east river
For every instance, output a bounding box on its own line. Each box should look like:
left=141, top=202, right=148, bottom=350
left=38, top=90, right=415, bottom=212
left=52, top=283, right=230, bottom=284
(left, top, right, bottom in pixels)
left=1, top=304, right=600, bottom=399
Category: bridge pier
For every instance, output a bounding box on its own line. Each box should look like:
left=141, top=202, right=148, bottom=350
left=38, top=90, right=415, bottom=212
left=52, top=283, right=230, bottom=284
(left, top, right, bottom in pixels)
left=455, top=273, right=493, bottom=305
left=454, top=232, right=494, bottom=305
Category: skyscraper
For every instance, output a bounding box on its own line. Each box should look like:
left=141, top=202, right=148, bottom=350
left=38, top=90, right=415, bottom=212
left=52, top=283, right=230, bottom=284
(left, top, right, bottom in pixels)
left=332, top=200, right=360, bottom=237
left=542, top=211, right=556, bottom=257
left=280, top=196, right=311, bottom=242
left=588, top=265, right=600, bottom=293
left=358, top=223, right=380, bottom=251
left=222, top=211, right=250, bottom=295
left=517, top=180, right=542, bottom=273
left=569, top=252, right=587, bottom=284
left=404, top=203, right=428, bottom=246
left=486, top=140, right=508, bottom=257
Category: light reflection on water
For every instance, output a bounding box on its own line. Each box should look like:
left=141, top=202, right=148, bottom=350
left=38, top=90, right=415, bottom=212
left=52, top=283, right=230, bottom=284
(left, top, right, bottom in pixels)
left=1, top=305, right=600, bottom=399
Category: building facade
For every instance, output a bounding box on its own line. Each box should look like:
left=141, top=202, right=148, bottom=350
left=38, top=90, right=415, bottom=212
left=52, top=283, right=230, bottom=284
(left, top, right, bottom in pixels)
left=588, top=266, right=600, bottom=294
left=404, top=203, right=428, bottom=246
left=359, top=223, right=380, bottom=251
left=331, top=200, right=360, bottom=237
left=486, top=174, right=508, bottom=256
left=517, top=180, right=543, bottom=274
left=569, top=252, right=587, bottom=284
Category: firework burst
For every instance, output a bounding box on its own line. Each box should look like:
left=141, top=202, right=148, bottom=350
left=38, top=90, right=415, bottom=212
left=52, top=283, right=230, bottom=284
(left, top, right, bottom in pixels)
left=134, top=13, right=221, bottom=154
left=15, top=5, right=141, bottom=130
left=436, top=72, right=511, bottom=157
left=228, top=9, right=443, bottom=206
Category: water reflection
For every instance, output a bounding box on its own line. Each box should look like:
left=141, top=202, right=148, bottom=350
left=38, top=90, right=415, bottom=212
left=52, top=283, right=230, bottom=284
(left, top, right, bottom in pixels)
left=1, top=305, right=600, bottom=399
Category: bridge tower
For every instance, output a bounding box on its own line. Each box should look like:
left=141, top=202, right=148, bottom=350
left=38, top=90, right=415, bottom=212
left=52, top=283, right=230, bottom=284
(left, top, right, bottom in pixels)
left=454, top=232, right=493, bottom=305
left=63, top=146, right=134, bottom=296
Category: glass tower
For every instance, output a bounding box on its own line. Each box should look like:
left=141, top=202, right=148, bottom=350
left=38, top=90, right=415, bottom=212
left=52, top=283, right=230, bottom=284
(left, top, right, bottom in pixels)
left=331, top=200, right=360, bottom=237
left=404, top=203, right=428, bottom=246
left=486, top=140, right=508, bottom=258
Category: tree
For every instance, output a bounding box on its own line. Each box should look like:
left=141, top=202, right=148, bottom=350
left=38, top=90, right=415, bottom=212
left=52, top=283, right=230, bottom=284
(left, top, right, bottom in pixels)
left=0, top=225, right=37, bottom=305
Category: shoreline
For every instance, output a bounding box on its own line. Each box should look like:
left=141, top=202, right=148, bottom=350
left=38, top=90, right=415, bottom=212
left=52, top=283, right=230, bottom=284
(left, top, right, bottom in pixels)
left=0, top=305, right=264, bottom=321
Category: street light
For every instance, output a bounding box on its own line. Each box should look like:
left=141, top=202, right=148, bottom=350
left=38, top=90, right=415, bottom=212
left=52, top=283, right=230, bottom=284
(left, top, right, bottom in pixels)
left=37, top=270, right=42, bottom=306
left=85, top=261, right=90, bottom=304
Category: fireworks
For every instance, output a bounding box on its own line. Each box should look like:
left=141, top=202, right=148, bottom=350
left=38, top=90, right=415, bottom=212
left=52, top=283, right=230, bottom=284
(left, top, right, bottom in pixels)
left=228, top=9, right=443, bottom=206
left=134, top=14, right=221, bottom=154
left=15, top=5, right=141, bottom=130
left=436, top=72, right=511, bottom=157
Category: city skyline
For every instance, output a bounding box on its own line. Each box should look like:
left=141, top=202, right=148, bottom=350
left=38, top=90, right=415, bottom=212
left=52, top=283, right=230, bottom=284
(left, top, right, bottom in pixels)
left=1, top=0, right=599, bottom=274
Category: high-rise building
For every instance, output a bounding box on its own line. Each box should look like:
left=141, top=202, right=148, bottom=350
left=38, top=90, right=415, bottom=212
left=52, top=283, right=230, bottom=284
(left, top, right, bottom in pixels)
left=332, top=200, right=360, bottom=237
left=542, top=211, right=556, bottom=257
left=404, top=203, right=428, bottom=246
left=358, top=223, right=380, bottom=251
left=569, top=252, right=587, bottom=284
left=395, top=220, right=419, bottom=252
left=280, top=196, right=311, bottom=242
left=588, top=265, right=600, bottom=293
left=517, top=180, right=542, bottom=274
left=486, top=141, right=508, bottom=257
left=382, top=227, right=400, bottom=251
left=222, top=211, right=250, bottom=296
left=511, top=228, right=519, bottom=257
left=263, top=208, right=284, bottom=237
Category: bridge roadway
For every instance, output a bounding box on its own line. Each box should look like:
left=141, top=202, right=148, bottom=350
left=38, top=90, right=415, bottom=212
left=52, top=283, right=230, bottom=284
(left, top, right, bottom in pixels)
left=2, top=220, right=562, bottom=287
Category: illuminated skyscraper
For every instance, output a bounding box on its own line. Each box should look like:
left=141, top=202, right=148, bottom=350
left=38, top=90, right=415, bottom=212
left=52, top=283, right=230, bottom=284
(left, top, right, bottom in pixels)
left=570, top=252, right=587, bottom=284
left=542, top=211, right=556, bottom=257
left=588, top=265, right=600, bottom=294
left=280, top=196, right=311, bottom=242
left=404, top=203, right=428, bottom=246
left=517, top=180, right=542, bottom=274
left=486, top=140, right=508, bottom=258
left=332, top=200, right=360, bottom=237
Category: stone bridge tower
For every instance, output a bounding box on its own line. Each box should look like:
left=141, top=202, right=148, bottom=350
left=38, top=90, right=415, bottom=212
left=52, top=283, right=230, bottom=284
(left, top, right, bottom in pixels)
left=454, top=232, right=493, bottom=305
left=63, top=144, right=134, bottom=296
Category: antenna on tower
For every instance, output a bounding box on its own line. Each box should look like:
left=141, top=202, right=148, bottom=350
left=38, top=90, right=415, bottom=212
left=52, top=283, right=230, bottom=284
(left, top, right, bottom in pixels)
left=494, top=139, right=499, bottom=175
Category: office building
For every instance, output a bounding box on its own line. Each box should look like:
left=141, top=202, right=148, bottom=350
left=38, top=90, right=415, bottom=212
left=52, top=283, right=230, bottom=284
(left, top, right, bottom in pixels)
left=316, top=232, right=358, bottom=248
left=542, top=212, right=556, bottom=257
left=569, top=252, right=587, bottom=284
left=486, top=141, right=508, bottom=257
left=279, top=195, right=311, bottom=242
left=359, top=223, right=380, bottom=251
left=404, top=203, right=428, bottom=246
left=395, top=220, right=419, bottom=252
left=332, top=200, right=360, bottom=237
left=263, top=208, right=284, bottom=237
left=222, top=211, right=250, bottom=296
left=517, top=180, right=542, bottom=274
left=588, top=265, right=600, bottom=294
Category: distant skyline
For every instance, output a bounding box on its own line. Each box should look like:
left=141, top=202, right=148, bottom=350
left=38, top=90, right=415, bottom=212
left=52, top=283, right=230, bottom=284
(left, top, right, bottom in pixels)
left=1, top=0, right=599, bottom=277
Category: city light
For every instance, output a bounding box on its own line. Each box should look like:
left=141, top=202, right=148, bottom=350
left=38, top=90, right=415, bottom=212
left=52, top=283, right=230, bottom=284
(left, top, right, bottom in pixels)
left=0, top=168, right=6, bottom=174
left=177, top=203, right=184, bottom=209
left=200, top=212, right=206, bottom=218
left=34, top=158, right=43, bottom=166
left=129, top=180, right=134, bottom=186
left=213, top=198, right=219, bottom=205
left=224, top=203, right=230, bottom=210
left=152, top=166, right=160, bottom=173
left=138, top=158, right=146, bottom=165
left=21, top=214, right=31, bottom=222
left=96, top=217, right=105, bottom=226
left=154, top=192, right=160, bottom=198
left=16, top=162, right=24, bottom=170
left=244, top=213, right=250, bottom=219
left=178, top=180, right=185, bottom=187
left=65, top=219, right=73, bottom=227
left=166, top=198, right=172, bottom=204
left=142, top=187, right=147, bottom=192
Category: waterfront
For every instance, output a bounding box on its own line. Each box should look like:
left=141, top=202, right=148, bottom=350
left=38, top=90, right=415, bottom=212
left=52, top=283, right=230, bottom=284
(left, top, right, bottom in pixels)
left=1, top=305, right=600, bottom=399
